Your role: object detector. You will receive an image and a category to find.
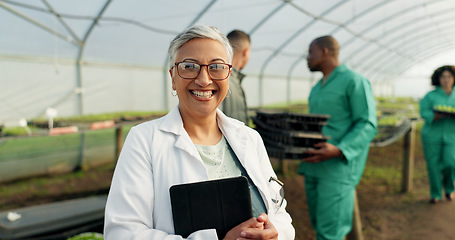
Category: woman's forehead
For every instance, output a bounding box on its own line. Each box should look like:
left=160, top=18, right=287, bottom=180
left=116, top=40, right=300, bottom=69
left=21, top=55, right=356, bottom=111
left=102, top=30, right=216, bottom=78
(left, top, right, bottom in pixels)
left=176, top=38, right=228, bottom=62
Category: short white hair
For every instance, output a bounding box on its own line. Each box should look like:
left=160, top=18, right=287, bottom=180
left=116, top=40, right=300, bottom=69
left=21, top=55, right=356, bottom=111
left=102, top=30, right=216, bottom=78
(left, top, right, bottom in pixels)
left=168, top=24, right=233, bottom=68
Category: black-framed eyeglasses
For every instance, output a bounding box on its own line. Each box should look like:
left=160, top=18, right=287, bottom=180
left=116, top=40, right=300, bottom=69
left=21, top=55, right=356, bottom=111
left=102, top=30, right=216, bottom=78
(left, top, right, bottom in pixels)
left=173, top=62, right=232, bottom=80
left=269, top=176, right=285, bottom=212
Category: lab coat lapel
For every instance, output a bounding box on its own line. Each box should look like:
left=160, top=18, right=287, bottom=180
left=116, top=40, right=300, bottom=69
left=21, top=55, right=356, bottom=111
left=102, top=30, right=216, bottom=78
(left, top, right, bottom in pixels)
left=217, top=109, right=247, bottom=167
left=159, top=105, right=201, bottom=161
left=217, top=110, right=270, bottom=209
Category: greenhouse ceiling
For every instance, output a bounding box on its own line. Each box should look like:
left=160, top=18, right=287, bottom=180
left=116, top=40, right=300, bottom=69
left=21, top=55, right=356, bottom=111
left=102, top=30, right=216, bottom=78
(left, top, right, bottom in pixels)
left=1, top=0, right=454, bottom=120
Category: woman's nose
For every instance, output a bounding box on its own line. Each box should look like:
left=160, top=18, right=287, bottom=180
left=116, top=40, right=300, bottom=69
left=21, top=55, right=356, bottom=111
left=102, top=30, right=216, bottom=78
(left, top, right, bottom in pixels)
left=195, top=66, right=212, bottom=87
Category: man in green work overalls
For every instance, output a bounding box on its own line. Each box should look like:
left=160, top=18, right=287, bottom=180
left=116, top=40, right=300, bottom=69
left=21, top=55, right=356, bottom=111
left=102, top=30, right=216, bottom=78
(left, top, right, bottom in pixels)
left=299, top=36, right=378, bottom=240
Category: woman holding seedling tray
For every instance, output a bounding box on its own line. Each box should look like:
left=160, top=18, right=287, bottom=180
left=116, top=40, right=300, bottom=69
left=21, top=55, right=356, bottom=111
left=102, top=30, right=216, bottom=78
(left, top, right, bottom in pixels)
left=419, top=65, right=455, bottom=204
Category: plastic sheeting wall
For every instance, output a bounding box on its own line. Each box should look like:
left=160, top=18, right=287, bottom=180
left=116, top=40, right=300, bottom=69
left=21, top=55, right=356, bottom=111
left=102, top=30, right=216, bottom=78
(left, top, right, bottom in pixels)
left=1, top=57, right=318, bottom=121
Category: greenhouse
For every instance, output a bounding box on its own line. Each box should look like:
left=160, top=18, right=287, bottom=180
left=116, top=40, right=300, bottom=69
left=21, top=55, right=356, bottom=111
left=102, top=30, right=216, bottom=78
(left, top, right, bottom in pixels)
left=2, top=0, right=454, bottom=122
left=1, top=0, right=455, bottom=239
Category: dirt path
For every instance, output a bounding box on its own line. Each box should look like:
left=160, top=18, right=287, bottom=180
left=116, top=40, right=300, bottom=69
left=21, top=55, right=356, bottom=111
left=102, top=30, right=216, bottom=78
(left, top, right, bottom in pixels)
left=408, top=199, right=455, bottom=240
left=280, top=136, right=455, bottom=240
left=2, top=138, right=455, bottom=239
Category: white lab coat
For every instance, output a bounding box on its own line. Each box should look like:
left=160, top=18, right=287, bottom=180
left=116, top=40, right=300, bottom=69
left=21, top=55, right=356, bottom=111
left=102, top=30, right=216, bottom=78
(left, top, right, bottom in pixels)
left=104, top=106, right=295, bottom=240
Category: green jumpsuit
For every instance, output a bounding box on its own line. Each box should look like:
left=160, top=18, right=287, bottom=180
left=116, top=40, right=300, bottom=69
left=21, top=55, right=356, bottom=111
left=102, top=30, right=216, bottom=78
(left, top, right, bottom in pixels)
left=419, top=87, right=455, bottom=200
left=298, top=64, right=377, bottom=240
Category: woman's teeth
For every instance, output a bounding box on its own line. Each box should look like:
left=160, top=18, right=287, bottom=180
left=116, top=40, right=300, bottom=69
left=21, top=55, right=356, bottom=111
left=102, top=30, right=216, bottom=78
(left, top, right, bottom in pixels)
left=191, top=90, right=213, bottom=98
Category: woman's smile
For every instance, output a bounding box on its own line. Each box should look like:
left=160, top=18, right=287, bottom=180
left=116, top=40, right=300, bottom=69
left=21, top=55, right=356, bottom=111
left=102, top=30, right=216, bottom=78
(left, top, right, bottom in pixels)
left=190, top=90, right=216, bottom=99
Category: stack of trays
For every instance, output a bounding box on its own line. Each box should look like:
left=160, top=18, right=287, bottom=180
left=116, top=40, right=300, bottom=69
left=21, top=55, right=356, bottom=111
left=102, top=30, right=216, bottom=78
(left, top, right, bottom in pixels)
left=253, top=111, right=330, bottom=160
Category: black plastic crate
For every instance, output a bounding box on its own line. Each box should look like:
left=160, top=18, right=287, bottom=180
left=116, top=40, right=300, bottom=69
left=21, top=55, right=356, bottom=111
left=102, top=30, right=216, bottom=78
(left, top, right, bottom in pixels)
left=253, top=116, right=326, bottom=133
left=257, top=128, right=328, bottom=148
left=263, top=138, right=314, bottom=160
left=255, top=111, right=330, bottom=125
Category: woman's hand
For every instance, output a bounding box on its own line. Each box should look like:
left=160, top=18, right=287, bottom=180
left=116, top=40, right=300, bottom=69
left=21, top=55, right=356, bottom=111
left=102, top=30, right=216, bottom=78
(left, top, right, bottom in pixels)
left=226, top=213, right=278, bottom=240
left=224, top=217, right=264, bottom=240
left=434, top=112, right=446, bottom=122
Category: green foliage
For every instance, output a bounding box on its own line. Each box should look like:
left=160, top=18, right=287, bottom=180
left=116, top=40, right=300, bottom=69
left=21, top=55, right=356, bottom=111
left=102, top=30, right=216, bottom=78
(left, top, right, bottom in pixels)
left=67, top=232, right=103, bottom=240
left=55, top=111, right=166, bottom=123
left=1, top=126, right=41, bottom=136
left=377, top=116, right=403, bottom=126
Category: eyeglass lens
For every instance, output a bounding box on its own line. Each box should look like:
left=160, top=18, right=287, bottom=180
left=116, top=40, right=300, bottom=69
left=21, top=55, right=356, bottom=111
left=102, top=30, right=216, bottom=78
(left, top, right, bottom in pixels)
left=177, top=62, right=230, bottom=80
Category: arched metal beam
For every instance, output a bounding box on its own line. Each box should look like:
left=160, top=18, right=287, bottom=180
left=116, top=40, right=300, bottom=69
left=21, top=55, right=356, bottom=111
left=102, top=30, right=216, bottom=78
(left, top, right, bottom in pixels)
left=358, top=41, right=453, bottom=83
left=0, top=1, right=80, bottom=46
left=386, top=44, right=455, bottom=82
left=367, top=42, right=452, bottom=81
left=284, top=0, right=394, bottom=104
left=41, top=0, right=81, bottom=42
left=339, top=0, right=447, bottom=66
left=285, top=55, right=306, bottom=104
left=368, top=42, right=453, bottom=82
left=397, top=43, right=453, bottom=74
left=257, top=0, right=349, bottom=106
left=2, top=0, right=179, bottom=36
left=361, top=27, right=455, bottom=78
left=344, top=7, right=455, bottom=65
left=248, top=1, right=288, bottom=35
left=75, top=0, right=112, bottom=115
left=351, top=15, right=455, bottom=72
left=329, top=0, right=395, bottom=35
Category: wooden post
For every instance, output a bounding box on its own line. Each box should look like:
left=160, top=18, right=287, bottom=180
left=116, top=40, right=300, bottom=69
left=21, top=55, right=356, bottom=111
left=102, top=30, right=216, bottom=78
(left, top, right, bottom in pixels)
left=75, top=132, right=85, bottom=171
left=402, top=121, right=416, bottom=193
left=115, top=126, right=123, bottom=164
left=346, top=190, right=364, bottom=240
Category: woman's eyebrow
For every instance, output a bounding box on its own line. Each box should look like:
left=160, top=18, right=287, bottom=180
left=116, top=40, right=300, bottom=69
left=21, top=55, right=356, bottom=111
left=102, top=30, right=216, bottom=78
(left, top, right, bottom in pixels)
left=181, top=58, right=198, bottom=62
left=181, top=58, right=227, bottom=63
left=210, top=58, right=227, bottom=63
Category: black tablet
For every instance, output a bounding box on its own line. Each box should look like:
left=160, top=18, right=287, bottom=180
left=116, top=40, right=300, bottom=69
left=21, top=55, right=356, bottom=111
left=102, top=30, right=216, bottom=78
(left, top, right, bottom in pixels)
left=170, top=176, right=253, bottom=239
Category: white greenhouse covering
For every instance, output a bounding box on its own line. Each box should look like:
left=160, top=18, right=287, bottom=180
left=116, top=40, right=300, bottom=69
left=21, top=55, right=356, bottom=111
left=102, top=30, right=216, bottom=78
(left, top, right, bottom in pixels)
left=1, top=0, right=455, bottom=122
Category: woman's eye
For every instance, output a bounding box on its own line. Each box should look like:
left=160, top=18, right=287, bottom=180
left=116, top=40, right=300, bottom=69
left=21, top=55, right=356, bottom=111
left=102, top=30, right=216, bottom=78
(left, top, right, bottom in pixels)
left=210, top=64, right=224, bottom=70
left=182, top=63, right=195, bottom=69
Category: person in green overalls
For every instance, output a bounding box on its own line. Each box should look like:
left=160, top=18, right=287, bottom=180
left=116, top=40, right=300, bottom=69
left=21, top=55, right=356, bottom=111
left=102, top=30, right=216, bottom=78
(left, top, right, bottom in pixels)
left=298, top=36, right=378, bottom=240
left=419, top=65, right=455, bottom=204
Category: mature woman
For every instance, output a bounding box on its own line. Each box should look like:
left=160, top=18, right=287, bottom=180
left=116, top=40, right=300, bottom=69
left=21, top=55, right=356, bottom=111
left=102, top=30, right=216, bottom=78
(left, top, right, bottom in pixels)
left=104, top=25, right=295, bottom=239
left=420, top=65, right=455, bottom=204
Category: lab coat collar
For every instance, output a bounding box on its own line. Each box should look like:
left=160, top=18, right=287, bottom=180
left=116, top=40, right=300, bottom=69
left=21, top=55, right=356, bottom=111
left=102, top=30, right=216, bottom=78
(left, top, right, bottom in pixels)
left=158, top=105, right=185, bottom=136
left=158, top=105, right=201, bottom=162
left=157, top=105, right=244, bottom=136
left=157, top=105, right=248, bottom=167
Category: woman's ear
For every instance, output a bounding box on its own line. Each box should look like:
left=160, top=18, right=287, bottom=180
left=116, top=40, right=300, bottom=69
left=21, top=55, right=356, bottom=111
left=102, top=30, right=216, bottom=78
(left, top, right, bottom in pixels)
left=169, top=68, right=174, bottom=79
left=169, top=69, right=176, bottom=89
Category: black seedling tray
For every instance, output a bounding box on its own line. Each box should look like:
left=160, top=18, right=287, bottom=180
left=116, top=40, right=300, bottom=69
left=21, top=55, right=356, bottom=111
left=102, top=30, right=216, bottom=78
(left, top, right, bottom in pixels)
left=262, top=138, right=315, bottom=160
left=257, top=128, right=328, bottom=148
left=252, top=116, right=326, bottom=132
left=433, top=110, right=455, bottom=117
left=255, top=111, right=330, bottom=124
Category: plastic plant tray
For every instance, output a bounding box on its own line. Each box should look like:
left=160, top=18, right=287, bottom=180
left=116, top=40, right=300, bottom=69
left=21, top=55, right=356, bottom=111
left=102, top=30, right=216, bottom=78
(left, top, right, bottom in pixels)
left=254, top=117, right=330, bottom=138
left=252, top=116, right=327, bottom=132
left=255, top=110, right=330, bottom=124
left=262, top=139, right=315, bottom=160
left=433, top=109, right=455, bottom=117
left=257, top=128, right=328, bottom=148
